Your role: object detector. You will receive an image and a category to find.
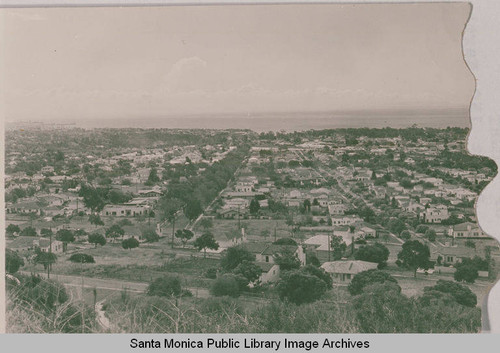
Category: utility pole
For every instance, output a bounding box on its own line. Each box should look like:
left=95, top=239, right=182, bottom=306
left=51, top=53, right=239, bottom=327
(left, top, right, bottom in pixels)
left=328, top=232, right=331, bottom=262
left=171, top=215, right=176, bottom=249
left=81, top=257, right=85, bottom=333
left=48, top=229, right=52, bottom=279
left=237, top=205, right=241, bottom=231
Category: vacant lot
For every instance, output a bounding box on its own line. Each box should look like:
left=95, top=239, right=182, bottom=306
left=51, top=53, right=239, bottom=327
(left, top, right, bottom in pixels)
left=195, top=219, right=292, bottom=241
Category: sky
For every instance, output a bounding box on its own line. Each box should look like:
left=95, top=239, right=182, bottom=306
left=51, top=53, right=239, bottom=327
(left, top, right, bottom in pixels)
left=1, top=3, right=475, bottom=122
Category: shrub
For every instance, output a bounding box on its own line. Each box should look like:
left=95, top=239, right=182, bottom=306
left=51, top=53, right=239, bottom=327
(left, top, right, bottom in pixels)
left=348, top=270, right=400, bottom=295
left=273, top=238, right=297, bottom=246
left=68, top=253, right=95, bottom=263
left=352, top=282, right=415, bottom=333
left=142, top=228, right=160, bottom=243
left=204, top=268, right=218, bottom=279
left=20, top=227, right=37, bottom=237
left=147, top=276, right=182, bottom=297
left=424, top=280, right=477, bottom=307
left=122, top=237, right=139, bottom=250
left=399, top=230, right=411, bottom=241
left=220, top=246, right=255, bottom=271
left=210, top=274, right=241, bottom=297
left=424, top=229, right=436, bottom=242
left=276, top=270, right=327, bottom=305
left=454, top=264, right=479, bottom=284
left=6, top=249, right=24, bottom=274
left=88, top=233, right=106, bottom=248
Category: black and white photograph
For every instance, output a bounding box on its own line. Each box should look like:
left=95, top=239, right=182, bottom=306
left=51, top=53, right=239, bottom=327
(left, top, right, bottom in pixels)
left=2, top=2, right=500, bottom=335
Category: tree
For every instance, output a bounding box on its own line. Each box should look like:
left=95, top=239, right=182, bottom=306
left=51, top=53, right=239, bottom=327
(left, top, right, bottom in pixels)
left=400, top=230, right=411, bottom=241
left=424, top=229, right=436, bottom=242
left=276, top=270, right=327, bottom=305
left=193, top=232, right=219, bottom=258
left=199, top=217, right=214, bottom=231
left=56, top=229, right=75, bottom=251
left=6, top=249, right=24, bottom=274
left=108, top=189, right=133, bottom=204
left=89, top=214, right=105, bottom=227
left=106, top=224, right=125, bottom=242
left=20, top=227, right=37, bottom=237
left=273, top=248, right=301, bottom=271
left=397, top=240, right=431, bottom=277
left=33, top=249, right=57, bottom=270
left=157, top=197, right=184, bottom=249
left=454, top=263, right=479, bottom=283
left=303, top=199, right=311, bottom=213
left=220, top=246, right=255, bottom=271
left=147, top=276, right=182, bottom=297
left=142, top=228, right=160, bottom=243
left=69, top=253, right=95, bottom=263
left=88, top=233, right=106, bottom=248
left=348, top=269, right=400, bottom=295
left=6, top=224, right=20, bottom=235
left=122, top=237, right=139, bottom=250
left=388, top=218, right=406, bottom=235
left=79, top=184, right=106, bottom=213
left=272, top=238, right=297, bottom=246
left=424, top=280, right=477, bottom=307
left=233, top=260, right=263, bottom=286
left=354, top=243, right=390, bottom=268
left=249, top=198, right=261, bottom=215
left=185, top=199, right=203, bottom=221
left=174, top=229, right=194, bottom=247
left=210, top=274, right=241, bottom=297
left=306, top=252, right=320, bottom=267
left=147, top=167, right=160, bottom=183
left=330, top=235, right=347, bottom=260
left=40, top=228, right=54, bottom=237
left=301, top=265, right=333, bottom=289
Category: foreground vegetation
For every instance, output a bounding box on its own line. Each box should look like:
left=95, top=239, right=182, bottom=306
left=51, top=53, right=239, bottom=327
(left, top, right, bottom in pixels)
left=6, top=270, right=482, bottom=333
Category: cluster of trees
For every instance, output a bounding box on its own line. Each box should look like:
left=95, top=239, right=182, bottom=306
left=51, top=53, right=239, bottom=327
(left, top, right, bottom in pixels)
left=454, top=256, right=489, bottom=284
left=276, top=265, right=332, bottom=305
left=79, top=184, right=134, bottom=213
left=396, top=240, right=431, bottom=277
left=347, top=269, right=480, bottom=333
left=161, top=146, right=250, bottom=222
left=210, top=247, right=262, bottom=297
left=354, top=243, right=390, bottom=269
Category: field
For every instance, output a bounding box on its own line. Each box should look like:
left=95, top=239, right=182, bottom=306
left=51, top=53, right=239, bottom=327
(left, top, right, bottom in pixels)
left=194, top=219, right=292, bottom=241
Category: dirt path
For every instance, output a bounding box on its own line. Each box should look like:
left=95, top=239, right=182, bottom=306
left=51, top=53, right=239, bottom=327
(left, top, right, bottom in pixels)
left=19, top=271, right=210, bottom=298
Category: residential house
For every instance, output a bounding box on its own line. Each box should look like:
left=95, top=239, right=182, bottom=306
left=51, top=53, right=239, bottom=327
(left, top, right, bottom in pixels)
left=241, top=243, right=306, bottom=266
left=321, top=260, right=378, bottom=283
left=330, top=215, right=362, bottom=226
left=101, top=203, right=150, bottom=217
left=447, top=222, right=485, bottom=238
left=421, top=205, right=449, bottom=224
left=34, top=238, right=64, bottom=254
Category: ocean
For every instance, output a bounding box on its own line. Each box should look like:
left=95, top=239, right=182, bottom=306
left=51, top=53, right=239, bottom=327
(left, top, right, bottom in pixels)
left=9, top=110, right=471, bottom=132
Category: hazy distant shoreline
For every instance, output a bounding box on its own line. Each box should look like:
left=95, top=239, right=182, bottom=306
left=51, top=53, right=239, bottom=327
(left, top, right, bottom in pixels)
left=7, top=110, right=470, bottom=133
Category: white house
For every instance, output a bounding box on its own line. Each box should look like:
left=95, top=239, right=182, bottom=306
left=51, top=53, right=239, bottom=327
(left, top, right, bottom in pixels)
left=321, top=260, right=378, bottom=283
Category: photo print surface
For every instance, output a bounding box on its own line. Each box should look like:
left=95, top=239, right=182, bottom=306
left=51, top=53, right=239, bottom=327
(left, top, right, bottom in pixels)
left=3, top=3, right=499, bottom=333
